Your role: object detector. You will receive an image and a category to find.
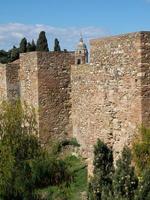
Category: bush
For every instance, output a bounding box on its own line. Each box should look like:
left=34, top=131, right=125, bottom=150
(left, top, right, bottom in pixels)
left=0, top=101, right=40, bottom=199
left=113, top=147, right=138, bottom=200
left=88, top=139, right=114, bottom=200
left=0, top=101, right=74, bottom=200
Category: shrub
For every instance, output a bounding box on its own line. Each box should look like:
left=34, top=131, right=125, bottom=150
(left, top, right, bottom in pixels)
left=0, top=101, right=75, bottom=199
left=88, top=139, right=113, bottom=200
left=113, top=147, right=138, bottom=200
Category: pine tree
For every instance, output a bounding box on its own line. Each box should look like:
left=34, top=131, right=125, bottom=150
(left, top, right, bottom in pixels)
left=54, top=38, right=61, bottom=52
left=88, top=139, right=114, bottom=200
left=113, top=147, right=138, bottom=200
left=36, top=31, right=49, bottom=52
left=19, top=37, right=27, bottom=53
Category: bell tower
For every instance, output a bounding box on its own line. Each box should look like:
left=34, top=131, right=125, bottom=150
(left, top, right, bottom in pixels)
left=75, top=36, right=88, bottom=65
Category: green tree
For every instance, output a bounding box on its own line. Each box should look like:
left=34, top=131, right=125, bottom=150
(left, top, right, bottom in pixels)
left=27, top=40, right=36, bottom=52
left=0, top=101, right=75, bottom=200
left=54, top=38, right=61, bottom=52
left=10, top=46, right=19, bottom=62
left=0, top=101, right=40, bottom=199
left=19, top=37, right=27, bottom=53
left=36, top=31, right=49, bottom=51
left=113, top=147, right=138, bottom=200
left=0, top=50, right=9, bottom=63
left=88, top=139, right=114, bottom=200
left=27, top=42, right=32, bottom=52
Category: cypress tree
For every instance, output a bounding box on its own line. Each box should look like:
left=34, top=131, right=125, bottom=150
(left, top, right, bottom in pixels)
left=27, top=40, right=36, bottom=52
left=19, top=37, right=27, bottom=53
left=113, top=147, right=138, bottom=200
left=36, top=31, right=49, bottom=52
left=31, top=40, right=36, bottom=51
left=88, top=139, right=114, bottom=200
left=26, top=42, right=32, bottom=52
left=54, top=38, right=61, bottom=52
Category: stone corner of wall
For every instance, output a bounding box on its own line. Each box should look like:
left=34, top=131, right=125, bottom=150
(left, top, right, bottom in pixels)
left=20, top=51, right=38, bottom=59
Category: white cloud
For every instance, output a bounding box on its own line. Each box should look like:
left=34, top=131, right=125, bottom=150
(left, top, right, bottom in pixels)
left=0, top=23, right=108, bottom=51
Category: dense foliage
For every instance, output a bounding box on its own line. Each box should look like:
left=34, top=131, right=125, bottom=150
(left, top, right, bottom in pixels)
left=1, top=99, right=150, bottom=200
left=113, top=147, right=138, bottom=200
left=88, top=135, right=150, bottom=200
left=88, top=139, right=114, bottom=200
left=27, top=40, right=36, bottom=52
left=0, top=31, right=65, bottom=64
left=0, top=101, right=85, bottom=200
left=0, top=37, right=36, bottom=64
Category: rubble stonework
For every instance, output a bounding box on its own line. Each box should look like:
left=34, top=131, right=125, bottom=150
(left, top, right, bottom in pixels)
left=71, top=32, right=150, bottom=173
left=20, top=51, right=75, bottom=141
left=6, top=60, right=20, bottom=100
left=1, top=31, right=150, bottom=174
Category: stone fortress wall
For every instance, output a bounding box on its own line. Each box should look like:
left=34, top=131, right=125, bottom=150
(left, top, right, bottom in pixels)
left=20, top=51, right=75, bottom=141
left=0, top=51, right=75, bottom=142
left=1, top=31, right=150, bottom=173
left=71, top=32, right=150, bottom=172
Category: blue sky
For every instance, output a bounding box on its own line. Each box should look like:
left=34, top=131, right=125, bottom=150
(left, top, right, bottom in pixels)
left=1, top=0, right=150, bottom=50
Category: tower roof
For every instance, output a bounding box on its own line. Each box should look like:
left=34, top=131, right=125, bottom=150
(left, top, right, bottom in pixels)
left=76, top=36, right=87, bottom=51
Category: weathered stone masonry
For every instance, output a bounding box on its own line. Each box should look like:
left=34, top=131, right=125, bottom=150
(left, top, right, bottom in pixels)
left=1, top=31, right=150, bottom=173
left=71, top=32, right=150, bottom=172
left=0, top=51, right=75, bottom=142
left=20, top=51, right=75, bottom=141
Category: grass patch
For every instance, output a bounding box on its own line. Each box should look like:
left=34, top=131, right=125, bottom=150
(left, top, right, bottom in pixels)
left=35, top=155, right=87, bottom=200
left=65, top=155, right=87, bottom=200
